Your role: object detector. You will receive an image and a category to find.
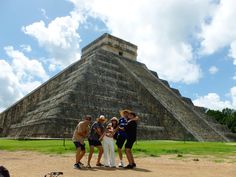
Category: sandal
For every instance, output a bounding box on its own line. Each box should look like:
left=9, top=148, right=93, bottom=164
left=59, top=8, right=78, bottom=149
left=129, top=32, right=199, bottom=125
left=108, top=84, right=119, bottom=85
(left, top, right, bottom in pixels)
left=96, top=163, right=104, bottom=167
left=86, top=164, right=91, bottom=168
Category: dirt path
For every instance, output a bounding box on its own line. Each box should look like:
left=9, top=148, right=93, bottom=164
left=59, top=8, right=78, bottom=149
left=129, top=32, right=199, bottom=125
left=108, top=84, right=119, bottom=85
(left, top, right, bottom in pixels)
left=0, top=151, right=235, bottom=177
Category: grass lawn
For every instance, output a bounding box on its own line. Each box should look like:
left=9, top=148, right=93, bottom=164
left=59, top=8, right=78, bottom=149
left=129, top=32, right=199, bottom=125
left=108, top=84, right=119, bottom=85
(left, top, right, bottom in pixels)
left=0, top=139, right=236, bottom=157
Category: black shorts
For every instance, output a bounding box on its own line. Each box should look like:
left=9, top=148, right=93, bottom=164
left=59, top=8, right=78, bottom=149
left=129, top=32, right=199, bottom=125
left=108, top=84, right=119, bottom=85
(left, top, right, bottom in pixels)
left=113, top=132, right=118, bottom=140
left=88, top=139, right=102, bottom=146
left=125, top=138, right=136, bottom=149
left=116, top=135, right=126, bottom=149
left=73, top=141, right=86, bottom=151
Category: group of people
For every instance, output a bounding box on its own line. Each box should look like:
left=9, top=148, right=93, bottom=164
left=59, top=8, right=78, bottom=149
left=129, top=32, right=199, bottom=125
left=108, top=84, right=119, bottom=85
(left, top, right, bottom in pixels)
left=72, top=109, right=138, bottom=169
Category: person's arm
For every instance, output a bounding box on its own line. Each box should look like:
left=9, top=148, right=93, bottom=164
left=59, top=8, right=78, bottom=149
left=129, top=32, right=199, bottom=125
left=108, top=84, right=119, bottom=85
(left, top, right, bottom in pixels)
left=99, top=132, right=105, bottom=141
left=112, top=127, right=118, bottom=134
left=133, top=116, right=139, bottom=121
left=111, top=127, right=117, bottom=136
left=95, top=127, right=103, bottom=136
left=118, top=119, right=126, bottom=131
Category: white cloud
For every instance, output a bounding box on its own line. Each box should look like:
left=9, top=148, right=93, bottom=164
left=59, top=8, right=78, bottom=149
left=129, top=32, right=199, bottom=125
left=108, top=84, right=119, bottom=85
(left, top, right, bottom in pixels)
left=233, top=73, right=236, bottom=80
left=229, top=40, right=236, bottom=65
left=0, top=47, right=48, bottom=112
left=20, top=44, right=32, bottom=52
left=0, top=60, right=23, bottom=112
left=22, top=11, right=83, bottom=69
left=4, top=46, right=49, bottom=81
left=200, top=0, right=236, bottom=55
left=69, top=0, right=215, bottom=84
left=193, top=90, right=236, bottom=110
left=230, top=86, right=236, bottom=108
left=41, top=8, right=49, bottom=19
left=209, top=66, right=219, bottom=74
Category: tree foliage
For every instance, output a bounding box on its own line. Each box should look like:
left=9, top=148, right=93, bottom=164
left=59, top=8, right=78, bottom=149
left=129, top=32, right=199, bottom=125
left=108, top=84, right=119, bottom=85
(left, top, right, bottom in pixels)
left=207, top=108, right=236, bottom=133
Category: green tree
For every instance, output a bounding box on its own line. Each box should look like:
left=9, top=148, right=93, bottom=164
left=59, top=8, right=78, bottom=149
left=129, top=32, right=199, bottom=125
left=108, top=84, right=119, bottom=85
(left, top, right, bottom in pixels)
left=206, top=108, right=236, bottom=133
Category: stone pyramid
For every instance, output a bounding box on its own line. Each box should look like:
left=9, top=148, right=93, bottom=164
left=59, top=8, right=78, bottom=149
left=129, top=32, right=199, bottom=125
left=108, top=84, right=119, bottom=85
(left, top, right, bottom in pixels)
left=0, top=33, right=235, bottom=141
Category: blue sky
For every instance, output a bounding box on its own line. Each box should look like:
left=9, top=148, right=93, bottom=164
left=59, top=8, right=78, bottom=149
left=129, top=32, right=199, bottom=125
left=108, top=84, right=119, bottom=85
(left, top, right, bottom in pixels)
left=0, top=0, right=236, bottom=112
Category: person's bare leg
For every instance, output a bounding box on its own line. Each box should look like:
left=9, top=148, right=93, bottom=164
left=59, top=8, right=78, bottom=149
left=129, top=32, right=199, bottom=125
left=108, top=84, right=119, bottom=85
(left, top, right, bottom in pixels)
left=125, top=148, right=132, bottom=164
left=118, top=148, right=123, bottom=161
left=75, top=148, right=83, bottom=163
left=78, top=150, right=85, bottom=163
left=130, top=150, right=135, bottom=164
left=87, top=146, right=94, bottom=166
left=96, top=145, right=103, bottom=164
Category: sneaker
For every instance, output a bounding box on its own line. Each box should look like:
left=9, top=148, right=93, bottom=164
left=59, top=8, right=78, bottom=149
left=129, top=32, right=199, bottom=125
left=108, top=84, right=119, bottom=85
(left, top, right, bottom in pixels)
left=104, top=165, right=110, bottom=168
left=111, top=166, right=116, bottom=168
left=118, top=161, right=124, bottom=167
left=74, top=163, right=81, bottom=169
left=124, top=164, right=134, bottom=169
left=132, top=163, right=136, bottom=167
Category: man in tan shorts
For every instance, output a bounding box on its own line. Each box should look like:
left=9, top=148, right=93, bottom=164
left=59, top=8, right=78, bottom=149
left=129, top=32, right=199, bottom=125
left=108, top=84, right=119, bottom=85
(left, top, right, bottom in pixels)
left=72, top=115, right=92, bottom=169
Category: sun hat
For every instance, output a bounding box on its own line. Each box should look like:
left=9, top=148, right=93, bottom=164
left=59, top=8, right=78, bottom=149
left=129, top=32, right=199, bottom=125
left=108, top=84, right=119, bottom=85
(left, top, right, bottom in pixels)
left=111, top=117, right=118, bottom=122
left=96, top=115, right=107, bottom=122
left=119, top=109, right=131, bottom=117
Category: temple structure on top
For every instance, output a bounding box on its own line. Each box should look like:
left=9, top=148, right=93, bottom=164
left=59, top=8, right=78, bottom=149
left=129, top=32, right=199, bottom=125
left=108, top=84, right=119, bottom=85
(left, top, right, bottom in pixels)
left=0, top=33, right=235, bottom=141
left=82, top=33, right=137, bottom=60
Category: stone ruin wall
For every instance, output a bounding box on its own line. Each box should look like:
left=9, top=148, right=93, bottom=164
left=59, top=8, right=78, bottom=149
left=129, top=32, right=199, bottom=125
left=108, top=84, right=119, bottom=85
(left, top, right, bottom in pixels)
left=0, top=58, right=88, bottom=137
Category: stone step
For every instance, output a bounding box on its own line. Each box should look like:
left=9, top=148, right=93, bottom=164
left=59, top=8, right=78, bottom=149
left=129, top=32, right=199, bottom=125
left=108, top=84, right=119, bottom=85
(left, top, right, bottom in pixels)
left=60, top=74, right=85, bottom=87
left=89, top=59, right=128, bottom=79
left=137, top=125, right=167, bottom=140
left=118, top=57, right=227, bottom=142
left=211, top=123, right=232, bottom=133
left=224, top=132, right=236, bottom=141
left=60, top=58, right=90, bottom=77
left=181, top=97, right=194, bottom=106
left=65, top=66, right=87, bottom=79
left=86, top=77, right=136, bottom=93
left=77, top=104, right=149, bottom=116
left=171, top=88, right=181, bottom=97
left=92, top=57, right=121, bottom=72
left=86, top=94, right=141, bottom=108
left=160, top=79, right=170, bottom=88
left=138, top=125, right=164, bottom=131
left=92, top=66, right=125, bottom=80
left=85, top=82, right=137, bottom=97
left=90, top=72, right=130, bottom=88
left=95, top=52, right=120, bottom=65
left=37, top=90, right=75, bottom=106
left=193, top=108, right=219, bottom=124
left=137, top=114, right=160, bottom=126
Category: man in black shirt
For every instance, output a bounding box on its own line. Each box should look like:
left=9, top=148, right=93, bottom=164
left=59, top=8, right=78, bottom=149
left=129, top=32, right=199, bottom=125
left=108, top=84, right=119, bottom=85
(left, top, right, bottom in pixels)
left=124, top=111, right=138, bottom=169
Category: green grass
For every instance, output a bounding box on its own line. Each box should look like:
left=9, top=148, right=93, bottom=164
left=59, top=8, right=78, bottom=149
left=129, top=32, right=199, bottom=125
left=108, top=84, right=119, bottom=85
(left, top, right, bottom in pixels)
left=133, top=140, right=236, bottom=156
left=0, top=139, right=236, bottom=157
left=0, top=139, right=75, bottom=154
